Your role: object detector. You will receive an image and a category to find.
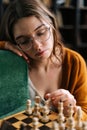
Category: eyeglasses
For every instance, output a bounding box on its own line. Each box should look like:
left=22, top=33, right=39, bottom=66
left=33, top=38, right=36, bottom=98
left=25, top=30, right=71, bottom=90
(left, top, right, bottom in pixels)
left=17, top=26, right=51, bottom=51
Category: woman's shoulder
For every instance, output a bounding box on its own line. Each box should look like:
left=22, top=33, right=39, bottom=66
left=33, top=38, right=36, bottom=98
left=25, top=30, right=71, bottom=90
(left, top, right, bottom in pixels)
left=63, top=47, right=86, bottom=64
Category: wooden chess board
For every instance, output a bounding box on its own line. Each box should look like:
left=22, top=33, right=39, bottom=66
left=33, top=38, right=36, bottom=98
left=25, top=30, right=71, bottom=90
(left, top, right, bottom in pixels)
left=0, top=110, right=58, bottom=130
left=0, top=99, right=86, bottom=130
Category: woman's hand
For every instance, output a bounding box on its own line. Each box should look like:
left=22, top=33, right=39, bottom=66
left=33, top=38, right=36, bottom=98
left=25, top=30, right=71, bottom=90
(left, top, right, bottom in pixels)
left=5, top=41, right=29, bottom=63
left=45, top=89, right=77, bottom=116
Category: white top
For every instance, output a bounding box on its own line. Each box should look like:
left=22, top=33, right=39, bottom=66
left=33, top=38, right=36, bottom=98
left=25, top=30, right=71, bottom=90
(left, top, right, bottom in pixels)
left=28, top=77, right=56, bottom=111
left=28, top=77, right=46, bottom=106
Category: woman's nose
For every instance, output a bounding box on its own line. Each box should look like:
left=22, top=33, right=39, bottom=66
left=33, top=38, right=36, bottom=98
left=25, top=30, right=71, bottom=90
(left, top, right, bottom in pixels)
left=32, top=39, right=42, bottom=49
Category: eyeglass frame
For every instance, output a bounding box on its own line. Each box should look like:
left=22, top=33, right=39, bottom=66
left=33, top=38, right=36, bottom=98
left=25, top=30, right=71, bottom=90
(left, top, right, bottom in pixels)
left=16, top=25, right=51, bottom=51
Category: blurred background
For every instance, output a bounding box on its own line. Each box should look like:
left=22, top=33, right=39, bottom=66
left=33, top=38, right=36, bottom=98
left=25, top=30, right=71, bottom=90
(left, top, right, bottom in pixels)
left=0, top=0, right=87, bottom=60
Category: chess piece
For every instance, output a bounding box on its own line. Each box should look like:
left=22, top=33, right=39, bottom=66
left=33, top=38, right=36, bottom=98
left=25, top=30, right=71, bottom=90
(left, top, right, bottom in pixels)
left=26, top=99, right=32, bottom=115
left=45, top=98, right=51, bottom=108
left=0, top=120, right=14, bottom=130
left=66, top=104, right=75, bottom=130
left=20, top=123, right=27, bottom=130
left=52, top=121, right=59, bottom=130
left=31, top=117, right=39, bottom=130
left=76, top=106, right=82, bottom=130
left=41, top=105, right=49, bottom=122
left=67, top=118, right=75, bottom=130
left=57, top=101, right=65, bottom=123
left=33, top=103, right=41, bottom=118
left=82, top=121, right=87, bottom=130
left=34, top=96, right=41, bottom=112
left=35, top=96, right=40, bottom=104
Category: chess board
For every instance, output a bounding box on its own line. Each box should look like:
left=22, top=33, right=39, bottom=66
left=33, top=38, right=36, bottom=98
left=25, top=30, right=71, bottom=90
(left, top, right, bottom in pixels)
left=0, top=98, right=86, bottom=130
left=0, top=110, right=58, bottom=130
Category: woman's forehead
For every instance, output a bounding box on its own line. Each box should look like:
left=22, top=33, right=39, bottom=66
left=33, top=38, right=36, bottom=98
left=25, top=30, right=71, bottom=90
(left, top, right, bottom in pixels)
left=16, top=16, right=49, bottom=28
left=13, top=16, right=49, bottom=36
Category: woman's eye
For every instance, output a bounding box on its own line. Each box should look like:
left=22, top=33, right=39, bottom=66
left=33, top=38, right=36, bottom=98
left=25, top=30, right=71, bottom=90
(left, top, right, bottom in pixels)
left=20, top=38, right=32, bottom=45
left=37, top=29, right=46, bottom=36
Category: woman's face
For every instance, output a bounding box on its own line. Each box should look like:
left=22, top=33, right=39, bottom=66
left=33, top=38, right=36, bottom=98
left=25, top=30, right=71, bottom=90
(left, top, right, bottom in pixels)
left=13, top=16, right=54, bottom=61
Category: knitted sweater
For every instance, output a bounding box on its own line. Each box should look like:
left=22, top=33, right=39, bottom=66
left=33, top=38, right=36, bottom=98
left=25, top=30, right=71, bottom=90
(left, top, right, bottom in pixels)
left=62, top=47, right=87, bottom=120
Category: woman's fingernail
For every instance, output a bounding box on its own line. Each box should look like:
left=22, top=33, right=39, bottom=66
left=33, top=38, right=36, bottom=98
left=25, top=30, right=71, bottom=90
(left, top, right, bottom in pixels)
left=52, top=97, right=55, bottom=100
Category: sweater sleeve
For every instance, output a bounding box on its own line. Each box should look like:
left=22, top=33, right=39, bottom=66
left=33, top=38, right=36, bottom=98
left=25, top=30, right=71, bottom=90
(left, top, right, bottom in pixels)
left=72, top=53, right=87, bottom=120
left=0, top=41, right=5, bottom=49
left=63, top=48, right=87, bottom=121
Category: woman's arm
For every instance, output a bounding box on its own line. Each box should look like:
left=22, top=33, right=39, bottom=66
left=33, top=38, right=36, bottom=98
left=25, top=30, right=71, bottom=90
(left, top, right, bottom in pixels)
left=0, top=41, right=29, bottom=63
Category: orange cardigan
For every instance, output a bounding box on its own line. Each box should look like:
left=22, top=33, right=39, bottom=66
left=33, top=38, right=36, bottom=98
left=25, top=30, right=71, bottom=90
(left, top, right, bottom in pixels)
left=62, top=47, right=87, bottom=120
left=0, top=41, right=87, bottom=120
left=0, top=41, right=5, bottom=49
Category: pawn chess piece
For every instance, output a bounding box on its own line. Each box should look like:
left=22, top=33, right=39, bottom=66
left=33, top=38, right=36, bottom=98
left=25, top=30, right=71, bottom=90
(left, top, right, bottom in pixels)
left=67, top=118, right=75, bottom=130
left=26, top=99, right=32, bottom=115
left=52, top=121, right=59, bottom=130
left=31, top=117, right=39, bottom=130
left=76, top=106, right=82, bottom=130
left=20, top=123, right=27, bottom=130
left=33, top=103, right=41, bottom=118
left=35, top=96, right=40, bottom=104
left=82, top=122, right=87, bottom=130
left=41, top=106, right=49, bottom=123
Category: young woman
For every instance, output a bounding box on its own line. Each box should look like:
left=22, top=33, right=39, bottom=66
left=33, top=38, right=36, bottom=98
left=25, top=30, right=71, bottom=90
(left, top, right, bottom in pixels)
left=0, top=0, right=87, bottom=120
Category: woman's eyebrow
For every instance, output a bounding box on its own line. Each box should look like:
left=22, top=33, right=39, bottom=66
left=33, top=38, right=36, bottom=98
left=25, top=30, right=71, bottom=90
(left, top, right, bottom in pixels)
left=15, top=35, right=25, bottom=41
left=34, top=24, right=45, bottom=31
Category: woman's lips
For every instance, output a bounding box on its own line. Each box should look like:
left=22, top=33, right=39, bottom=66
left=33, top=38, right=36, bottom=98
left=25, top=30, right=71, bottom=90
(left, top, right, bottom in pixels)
left=35, top=49, right=47, bottom=56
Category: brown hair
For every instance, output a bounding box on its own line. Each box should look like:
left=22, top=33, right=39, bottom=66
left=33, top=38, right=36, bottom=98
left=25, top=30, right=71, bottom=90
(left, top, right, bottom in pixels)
left=0, top=0, right=64, bottom=63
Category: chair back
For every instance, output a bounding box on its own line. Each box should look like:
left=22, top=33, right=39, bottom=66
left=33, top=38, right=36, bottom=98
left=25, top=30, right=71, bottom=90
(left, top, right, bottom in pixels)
left=0, top=50, right=29, bottom=119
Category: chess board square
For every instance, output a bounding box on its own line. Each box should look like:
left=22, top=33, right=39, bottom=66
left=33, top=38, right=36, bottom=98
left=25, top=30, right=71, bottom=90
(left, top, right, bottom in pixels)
left=26, top=125, right=32, bottom=129
left=22, top=117, right=32, bottom=124
left=45, top=121, right=53, bottom=128
left=39, top=125, right=51, bottom=130
left=0, top=120, right=16, bottom=130
left=48, top=113, right=57, bottom=120
left=6, top=117, right=19, bottom=123
left=12, top=121, right=25, bottom=129
left=14, top=113, right=28, bottom=120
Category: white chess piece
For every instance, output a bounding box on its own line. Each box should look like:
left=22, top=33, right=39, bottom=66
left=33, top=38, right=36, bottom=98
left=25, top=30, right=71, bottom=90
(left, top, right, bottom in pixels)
left=57, top=101, right=65, bottom=123
left=52, top=121, right=59, bottom=130
left=76, top=106, right=82, bottom=130
left=26, top=99, right=32, bottom=115
left=33, top=103, right=41, bottom=118
left=41, top=105, right=49, bottom=123
left=31, top=117, right=39, bottom=130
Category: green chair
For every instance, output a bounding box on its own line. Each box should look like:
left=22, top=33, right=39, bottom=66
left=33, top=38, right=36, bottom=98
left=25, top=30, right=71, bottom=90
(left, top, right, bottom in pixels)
left=0, top=50, right=29, bottom=119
